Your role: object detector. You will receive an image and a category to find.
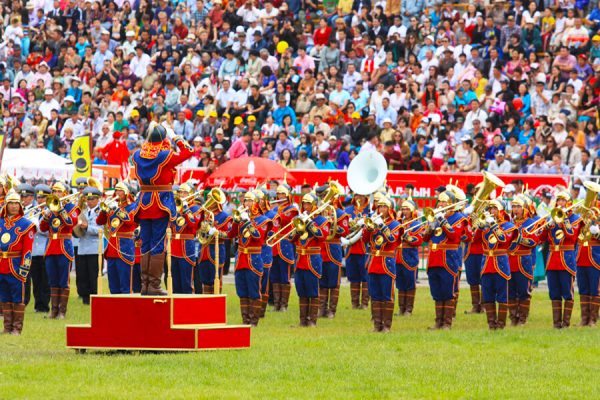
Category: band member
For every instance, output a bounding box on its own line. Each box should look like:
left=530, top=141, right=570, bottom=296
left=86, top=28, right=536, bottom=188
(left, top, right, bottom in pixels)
left=424, top=190, right=466, bottom=330
left=270, top=182, right=298, bottom=312
left=395, top=197, right=424, bottom=316
left=75, top=187, right=103, bottom=304
left=97, top=183, right=138, bottom=294
left=39, top=182, right=79, bottom=319
left=228, top=191, right=269, bottom=327
left=197, top=188, right=231, bottom=294
left=507, top=195, right=539, bottom=325
left=290, top=193, right=329, bottom=327
left=343, top=193, right=371, bottom=309
left=132, top=123, right=193, bottom=295
left=577, top=209, right=600, bottom=326
left=363, top=195, right=400, bottom=332
left=18, top=184, right=35, bottom=306
left=480, top=200, right=516, bottom=330
left=464, top=212, right=484, bottom=314
left=26, top=184, right=51, bottom=313
left=544, top=191, right=582, bottom=329
left=317, top=185, right=349, bottom=319
left=256, top=188, right=274, bottom=317
left=170, top=183, right=200, bottom=294
left=0, top=191, right=36, bottom=335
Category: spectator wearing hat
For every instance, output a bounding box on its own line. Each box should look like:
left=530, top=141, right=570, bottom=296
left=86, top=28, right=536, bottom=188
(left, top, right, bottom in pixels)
left=200, top=110, right=221, bottom=140
left=38, top=89, right=60, bottom=120
left=487, top=150, right=512, bottom=174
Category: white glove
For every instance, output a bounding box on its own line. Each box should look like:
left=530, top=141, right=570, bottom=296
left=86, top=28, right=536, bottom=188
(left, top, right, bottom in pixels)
left=208, top=226, right=218, bottom=236
left=485, top=215, right=495, bottom=225
left=340, top=237, right=350, bottom=247
left=428, top=221, right=436, bottom=230
left=166, top=127, right=176, bottom=140
left=356, top=218, right=365, bottom=227
left=43, top=209, right=52, bottom=219
left=590, top=225, right=600, bottom=235
left=300, top=212, right=310, bottom=222
left=435, top=212, right=445, bottom=223
left=463, top=205, right=474, bottom=215
left=240, top=211, right=250, bottom=221
left=548, top=219, right=555, bottom=228
left=373, top=215, right=384, bottom=227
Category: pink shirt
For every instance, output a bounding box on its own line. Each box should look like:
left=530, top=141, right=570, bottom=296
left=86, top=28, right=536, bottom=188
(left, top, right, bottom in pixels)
left=228, top=139, right=248, bottom=159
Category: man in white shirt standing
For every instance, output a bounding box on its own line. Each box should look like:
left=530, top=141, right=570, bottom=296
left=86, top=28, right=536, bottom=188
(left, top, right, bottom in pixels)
left=572, top=149, right=592, bottom=182
left=38, top=88, right=60, bottom=120
left=130, top=45, right=151, bottom=78
left=464, top=99, right=488, bottom=132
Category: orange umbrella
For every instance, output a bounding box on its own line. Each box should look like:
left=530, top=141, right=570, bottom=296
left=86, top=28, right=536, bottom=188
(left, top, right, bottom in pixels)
left=204, top=157, right=296, bottom=188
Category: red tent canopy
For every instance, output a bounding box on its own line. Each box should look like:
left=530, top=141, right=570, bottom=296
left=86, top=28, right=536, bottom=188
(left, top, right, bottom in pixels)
left=204, top=157, right=296, bottom=188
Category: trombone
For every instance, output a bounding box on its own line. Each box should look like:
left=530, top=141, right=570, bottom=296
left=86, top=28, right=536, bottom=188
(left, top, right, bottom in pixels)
left=29, top=192, right=80, bottom=218
left=406, top=199, right=469, bottom=232
left=524, top=203, right=578, bottom=237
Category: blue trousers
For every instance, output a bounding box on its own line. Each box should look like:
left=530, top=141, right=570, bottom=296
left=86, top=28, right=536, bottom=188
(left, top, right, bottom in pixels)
left=346, top=254, right=368, bottom=283
left=320, top=261, right=341, bottom=289
left=0, top=273, right=25, bottom=303
left=139, top=218, right=169, bottom=255
left=172, top=257, right=194, bottom=294
left=294, top=269, right=319, bottom=298
left=481, top=274, right=508, bottom=303
left=45, top=254, right=70, bottom=288
left=427, top=267, right=455, bottom=301
left=577, top=267, right=600, bottom=296
left=198, top=260, right=222, bottom=286
left=368, top=273, right=395, bottom=301
left=132, top=263, right=141, bottom=293
left=395, top=265, right=417, bottom=291
left=464, top=254, right=483, bottom=285
left=235, top=269, right=261, bottom=299
left=261, top=266, right=271, bottom=295
left=270, top=256, right=292, bottom=284
left=107, top=258, right=133, bottom=294
left=547, top=270, right=575, bottom=300
left=508, top=271, right=532, bottom=301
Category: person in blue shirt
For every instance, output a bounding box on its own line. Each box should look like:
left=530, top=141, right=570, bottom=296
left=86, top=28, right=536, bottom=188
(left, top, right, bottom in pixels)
left=316, top=151, right=337, bottom=170
left=518, top=119, right=535, bottom=145
left=485, top=134, right=506, bottom=161
left=273, top=96, right=297, bottom=126
left=66, top=77, right=83, bottom=107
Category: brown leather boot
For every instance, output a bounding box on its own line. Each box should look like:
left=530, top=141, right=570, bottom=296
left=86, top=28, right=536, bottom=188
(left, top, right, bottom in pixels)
left=308, top=297, right=319, bottom=327
left=405, top=289, right=416, bottom=315
left=250, top=299, right=261, bottom=327
left=240, top=298, right=250, bottom=324
left=259, top=292, right=268, bottom=318
left=280, top=284, right=291, bottom=311
left=508, top=299, right=518, bottom=326
left=579, top=295, right=591, bottom=327
left=350, top=283, right=360, bottom=309
left=590, top=296, right=600, bottom=327
left=518, top=298, right=531, bottom=325
left=47, top=288, right=60, bottom=319
left=272, top=283, right=281, bottom=311
left=360, top=282, right=369, bottom=309
left=140, top=253, right=151, bottom=295
left=466, top=285, right=483, bottom=314
left=328, top=288, right=339, bottom=318
left=58, top=288, right=70, bottom=319
left=442, top=300, right=454, bottom=329
left=2, top=303, right=13, bottom=334
left=452, top=292, right=459, bottom=319
left=147, top=254, right=167, bottom=296
left=371, top=301, right=383, bottom=332
left=397, top=290, right=406, bottom=316
left=496, top=303, right=508, bottom=329
left=0, top=301, right=3, bottom=317
left=382, top=301, right=394, bottom=332
left=552, top=300, right=563, bottom=329
left=203, top=284, right=214, bottom=294
left=484, top=302, right=497, bottom=330
left=562, top=299, right=574, bottom=328
left=11, top=303, right=25, bottom=335
left=429, top=301, right=444, bottom=330
left=318, top=287, right=328, bottom=318
left=299, top=297, right=309, bottom=327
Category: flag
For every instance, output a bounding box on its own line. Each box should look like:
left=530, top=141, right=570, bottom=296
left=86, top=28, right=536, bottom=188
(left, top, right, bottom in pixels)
left=71, top=135, right=91, bottom=186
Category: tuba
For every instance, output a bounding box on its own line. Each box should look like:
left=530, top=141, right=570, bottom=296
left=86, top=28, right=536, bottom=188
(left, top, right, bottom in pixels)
left=347, top=150, right=388, bottom=195
left=197, top=188, right=227, bottom=244
left=470, top=171, right=505, bottom=220
left=578, top=181, right=600, bottom=243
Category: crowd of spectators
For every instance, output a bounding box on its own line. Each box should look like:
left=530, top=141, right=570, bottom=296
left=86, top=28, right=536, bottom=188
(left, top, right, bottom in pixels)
left=2, top=0, right=600, bottom=186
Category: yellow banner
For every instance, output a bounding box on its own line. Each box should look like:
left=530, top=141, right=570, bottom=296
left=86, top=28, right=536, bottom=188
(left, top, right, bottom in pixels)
left=70, top=135, right=91, bottom=186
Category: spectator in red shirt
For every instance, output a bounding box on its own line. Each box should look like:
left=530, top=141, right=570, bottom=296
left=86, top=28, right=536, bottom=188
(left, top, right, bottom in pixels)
left=383, top=141, right=404, bottom=170
left=101, top=132, right=130, bottom=166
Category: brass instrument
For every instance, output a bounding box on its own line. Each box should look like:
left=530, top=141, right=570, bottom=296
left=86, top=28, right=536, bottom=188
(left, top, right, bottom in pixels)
left=30, top=192, right=80, bottom=217
left=364, top=213, right=383, bottom=230
left=325, top=204, right=339, bottom=241
left=471, top=171, right=505, bottom=220
left=408, top=200, right=469, bottom=232
left=196, top=188, right=226, bottom=243
left=231, top=206, right=249, bottom=223
left=266, top=182, right=342, bottom=247
left=525, top=203, right=578, bottom=239
left=578, top=181, right=600, bottom=243
left=100, top=197, right=119, bottom=213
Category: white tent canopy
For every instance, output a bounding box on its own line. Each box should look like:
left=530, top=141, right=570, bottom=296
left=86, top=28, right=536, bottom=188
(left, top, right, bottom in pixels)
left=1, top=149, right=102, bottom=182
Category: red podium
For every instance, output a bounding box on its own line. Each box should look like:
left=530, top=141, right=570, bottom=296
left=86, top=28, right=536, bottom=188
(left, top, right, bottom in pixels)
left=66, top=294, right=251, bottom=351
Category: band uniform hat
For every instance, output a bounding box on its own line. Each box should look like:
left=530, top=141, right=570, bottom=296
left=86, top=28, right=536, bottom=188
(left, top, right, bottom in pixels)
left=52, top=182, right=68, bottom=193
left=75, top=177, right=89, bottom=189
left=34, top=184, right=51, bottom=197
left=82, top=186, right=102, bottom=198
left=16, top=183, right=35, bottom=197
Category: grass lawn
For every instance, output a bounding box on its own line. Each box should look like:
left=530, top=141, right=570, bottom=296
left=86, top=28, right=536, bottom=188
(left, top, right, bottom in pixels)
left=1, top=284, right=598, bottom=399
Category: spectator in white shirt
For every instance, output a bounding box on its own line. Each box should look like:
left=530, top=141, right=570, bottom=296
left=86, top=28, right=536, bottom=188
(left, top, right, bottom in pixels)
left=572, top=149, right=593, bottom=183
left=487, top=150, right=512, bottom=173
left=464, top=99, right=488, bottom=131
left=38, top=88, right=61, bottom=120
left=130, top=46, right=151, bottom=78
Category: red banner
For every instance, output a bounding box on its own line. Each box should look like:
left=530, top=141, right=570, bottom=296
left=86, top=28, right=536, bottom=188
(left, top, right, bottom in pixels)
left=179, top=168, right=568, bottom=198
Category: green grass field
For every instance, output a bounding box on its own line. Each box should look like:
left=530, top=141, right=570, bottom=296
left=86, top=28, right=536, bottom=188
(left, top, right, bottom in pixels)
left=1, top=284, right=599, bottom=399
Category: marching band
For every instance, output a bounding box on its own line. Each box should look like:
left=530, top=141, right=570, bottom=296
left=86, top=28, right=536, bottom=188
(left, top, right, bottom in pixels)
left=2, top=131, right=600, bottom=336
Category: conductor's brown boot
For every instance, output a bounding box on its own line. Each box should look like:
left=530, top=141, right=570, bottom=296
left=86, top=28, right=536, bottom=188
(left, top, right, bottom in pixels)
left=250, top=299, right=261, bottom=327
left=58, top=288, right=70, bottom=319
left=11, top=303, right=25, bottom=335
left=552, top=300, right=563, bottom=329
left=562, top=299, right=574, bottom=328
left=240, top=298, right=250, bottom=325
left=350, top=283, right=360, bottom=309
left=147, top=254, right=167, bottom=296
left=2, top=303, right=13, bottom=333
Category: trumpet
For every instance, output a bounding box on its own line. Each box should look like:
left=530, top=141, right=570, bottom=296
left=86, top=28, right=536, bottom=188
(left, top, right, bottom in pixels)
left=175, top=193, right=196, bottom=213
left=524, top=203, right=578, bottom=237
left=29, top=192, right=81, bottom=218
left=364, top=213, right=383, bottom=230
left=232, top=206, right=249, bottom=223
left=100, top=197, right=119, bottom=213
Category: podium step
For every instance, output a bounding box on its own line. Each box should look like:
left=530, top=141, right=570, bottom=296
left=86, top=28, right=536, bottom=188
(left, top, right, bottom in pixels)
left=66, top=295, right=251, bottom=351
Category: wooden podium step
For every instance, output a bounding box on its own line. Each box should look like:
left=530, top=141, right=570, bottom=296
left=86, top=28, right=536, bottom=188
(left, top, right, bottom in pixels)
left=66, top=295, right=251, bottom=351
